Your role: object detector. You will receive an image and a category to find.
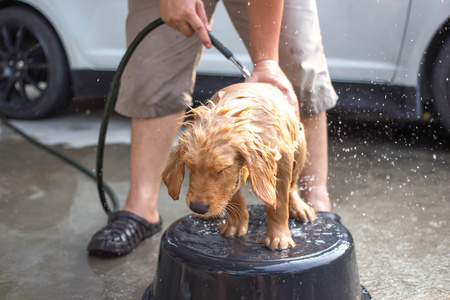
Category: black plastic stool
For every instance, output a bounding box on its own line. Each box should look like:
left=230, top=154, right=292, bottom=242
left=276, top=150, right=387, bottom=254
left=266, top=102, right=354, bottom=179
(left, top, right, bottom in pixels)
left=143, top=205, right=371, bottom=300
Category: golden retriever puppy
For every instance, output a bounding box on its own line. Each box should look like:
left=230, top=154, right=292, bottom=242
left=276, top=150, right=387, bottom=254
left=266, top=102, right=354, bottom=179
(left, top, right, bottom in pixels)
left=162, top=82, right=315, bottom=250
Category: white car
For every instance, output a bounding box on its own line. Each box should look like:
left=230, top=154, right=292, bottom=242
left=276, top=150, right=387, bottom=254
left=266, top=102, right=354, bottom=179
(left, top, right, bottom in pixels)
left=0, top=0, right=449, bottom=132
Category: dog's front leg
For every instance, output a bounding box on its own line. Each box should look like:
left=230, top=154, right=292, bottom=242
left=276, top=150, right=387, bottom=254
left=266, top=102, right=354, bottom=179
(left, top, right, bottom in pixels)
left=264, top=160, right=295, bottom=250
left=264, top=206, right=294, bottom=250
left=219, top=190, right=249, bottom=237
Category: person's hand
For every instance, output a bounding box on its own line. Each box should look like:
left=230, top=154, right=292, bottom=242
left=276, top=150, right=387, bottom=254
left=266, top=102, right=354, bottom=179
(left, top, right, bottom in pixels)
left=245, top=60, right=300, bottom=120
left=160, top=0, right=212, bottom=48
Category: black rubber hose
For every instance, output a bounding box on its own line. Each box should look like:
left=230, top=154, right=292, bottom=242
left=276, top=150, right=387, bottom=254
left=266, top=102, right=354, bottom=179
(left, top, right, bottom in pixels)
left=0, top=18, right=166, bottom=216
left=96, top=18, right=165, bottom=216
left=1, top=17, right=245, bottom=217
left=96, top=18, right=246, bottom=215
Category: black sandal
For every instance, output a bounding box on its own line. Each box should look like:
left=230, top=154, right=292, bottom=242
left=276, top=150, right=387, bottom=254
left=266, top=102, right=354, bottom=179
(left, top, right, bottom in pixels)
left=87, top=211, right=162, bottom=257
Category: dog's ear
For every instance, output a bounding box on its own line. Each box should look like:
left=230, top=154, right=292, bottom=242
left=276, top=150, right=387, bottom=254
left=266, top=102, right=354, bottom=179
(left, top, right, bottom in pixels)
left=239, top=142, right=280, bottom=209
left=161, top=144, right=185, bottom=200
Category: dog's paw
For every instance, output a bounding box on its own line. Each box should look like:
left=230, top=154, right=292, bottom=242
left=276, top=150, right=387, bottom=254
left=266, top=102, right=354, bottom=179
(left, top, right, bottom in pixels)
left=219, top=221, right=248, bottom=237
left=264, top=235, right=295, bottom=250
left=289, top=192, right=316, bottom=222
left=289, top=203, right=315, bottom=222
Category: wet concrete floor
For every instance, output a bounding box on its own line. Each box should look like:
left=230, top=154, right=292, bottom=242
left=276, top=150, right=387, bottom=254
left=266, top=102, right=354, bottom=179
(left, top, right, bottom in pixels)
left=0, top=100, right=449, bottom=299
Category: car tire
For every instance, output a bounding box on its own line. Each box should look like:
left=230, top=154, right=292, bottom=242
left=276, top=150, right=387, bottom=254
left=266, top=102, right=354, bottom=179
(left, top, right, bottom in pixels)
left=0, top=6, right=72, bottom=119
left=431, top=36, right=450, bottom=133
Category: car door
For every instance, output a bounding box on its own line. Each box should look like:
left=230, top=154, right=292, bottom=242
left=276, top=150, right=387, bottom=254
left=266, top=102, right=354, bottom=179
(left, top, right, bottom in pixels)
left=317, top=0, right=411, bottom=84
left=49, top=0, right=128, bottom=69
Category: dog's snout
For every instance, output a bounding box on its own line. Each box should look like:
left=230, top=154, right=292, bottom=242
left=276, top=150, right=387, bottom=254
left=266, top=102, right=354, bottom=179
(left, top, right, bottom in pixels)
left=189, top=201, right=210, bottom=215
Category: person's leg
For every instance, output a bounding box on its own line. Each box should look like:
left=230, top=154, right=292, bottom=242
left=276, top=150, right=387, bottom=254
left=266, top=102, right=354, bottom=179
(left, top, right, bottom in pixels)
left=225, top=0, right=337, bottom=212
left=279, top=0, right=337, bottom=212
left=122, top=112, right=185, bottom=224
left=299, top=111, right=331, bottom=212
left=117, top=0, right=217, bottom=222
left=87, top=0, right=218, bottom=256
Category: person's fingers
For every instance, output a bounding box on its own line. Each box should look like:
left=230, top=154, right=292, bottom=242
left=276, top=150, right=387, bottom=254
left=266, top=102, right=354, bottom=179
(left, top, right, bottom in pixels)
left=191, top=1, right=211, bottom=48
left=271, top=79, right=300, bottom=121
left=246, top=60, right=300, bottom=120
left=284, top=88, right=300, bottom=121
left=169, top=16, right=210, bottom=48
left=190, top=21, right=211, bottom=48
left=196, top=1, right=211, bottom=32
left=176, top=20, right=195, bottom=37
left=160, top=0, right=211, bottom=47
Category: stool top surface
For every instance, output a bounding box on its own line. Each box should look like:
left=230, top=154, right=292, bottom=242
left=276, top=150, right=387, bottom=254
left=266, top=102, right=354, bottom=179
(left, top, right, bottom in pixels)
left=164, top=205, right=353, bottom=272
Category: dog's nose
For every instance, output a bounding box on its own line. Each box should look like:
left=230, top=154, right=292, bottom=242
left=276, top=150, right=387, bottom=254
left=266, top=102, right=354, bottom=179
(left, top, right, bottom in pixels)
left=189, top=201, right=210, bottom=215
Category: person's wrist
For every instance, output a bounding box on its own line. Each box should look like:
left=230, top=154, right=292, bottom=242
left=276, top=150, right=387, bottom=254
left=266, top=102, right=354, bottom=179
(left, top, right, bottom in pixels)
left=253, top=59, right=279, bottom=68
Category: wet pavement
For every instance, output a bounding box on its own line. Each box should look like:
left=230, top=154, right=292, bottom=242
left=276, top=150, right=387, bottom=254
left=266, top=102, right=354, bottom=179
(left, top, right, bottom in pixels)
left=0, top=99, right=449, bottom=299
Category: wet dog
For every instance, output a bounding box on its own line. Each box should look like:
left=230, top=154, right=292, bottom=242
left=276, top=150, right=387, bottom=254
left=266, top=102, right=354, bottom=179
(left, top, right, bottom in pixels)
left=162, top=83, right=315, bottom=250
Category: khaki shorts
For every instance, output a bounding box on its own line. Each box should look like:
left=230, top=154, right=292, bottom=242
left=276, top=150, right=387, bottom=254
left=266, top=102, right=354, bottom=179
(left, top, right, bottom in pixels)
left=115, top=0, right=338, bottom=118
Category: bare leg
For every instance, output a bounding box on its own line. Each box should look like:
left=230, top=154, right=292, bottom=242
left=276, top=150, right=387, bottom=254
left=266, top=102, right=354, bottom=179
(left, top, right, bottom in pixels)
left=122, top=111, right=185, bottom=223
left=299, top=111, right=331, bottom=212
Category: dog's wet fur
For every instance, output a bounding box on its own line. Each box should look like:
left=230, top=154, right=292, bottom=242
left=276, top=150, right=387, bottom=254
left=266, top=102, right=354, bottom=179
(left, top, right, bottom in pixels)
left=162, top=83, right=315, bottom=250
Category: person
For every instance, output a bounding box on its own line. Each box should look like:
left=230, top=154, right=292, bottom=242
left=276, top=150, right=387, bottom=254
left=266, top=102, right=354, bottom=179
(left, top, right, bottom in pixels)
left=87, top=0, right=339, bottom=256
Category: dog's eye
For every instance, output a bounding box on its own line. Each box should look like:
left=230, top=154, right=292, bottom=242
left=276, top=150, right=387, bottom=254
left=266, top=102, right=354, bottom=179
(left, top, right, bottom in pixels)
left=217, top=166, right=230, bottom=175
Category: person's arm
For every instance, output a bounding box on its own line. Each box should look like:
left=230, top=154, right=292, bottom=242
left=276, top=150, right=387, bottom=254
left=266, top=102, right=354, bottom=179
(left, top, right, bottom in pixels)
left=160, top=0, right=212, bottom=48
left=160, top=0, right=299, bottom=119
left=246, top=0, right=283, bottom=63
left=245, top=0, right=300, bottom=120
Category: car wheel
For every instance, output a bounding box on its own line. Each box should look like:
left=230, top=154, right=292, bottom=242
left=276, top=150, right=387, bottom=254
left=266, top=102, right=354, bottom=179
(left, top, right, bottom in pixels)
left=432, top=36, right=450, bottom=133
left=0, top=6, right=72, bottom=119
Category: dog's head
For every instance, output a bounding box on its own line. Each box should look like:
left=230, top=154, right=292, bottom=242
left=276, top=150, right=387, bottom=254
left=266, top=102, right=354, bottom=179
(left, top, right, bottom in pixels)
left=161, top=101, right=281, bottom=218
